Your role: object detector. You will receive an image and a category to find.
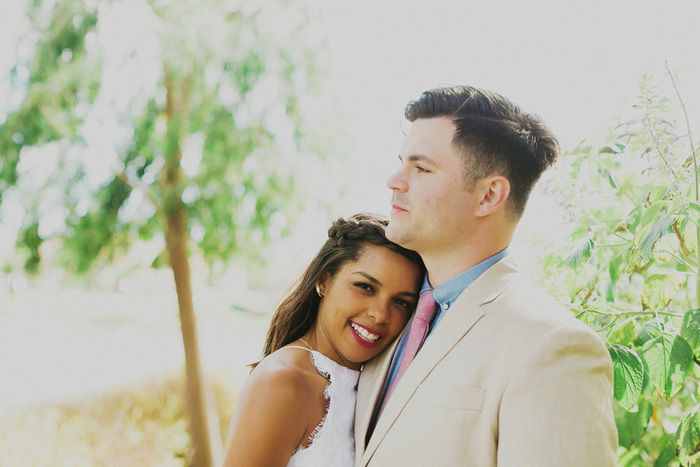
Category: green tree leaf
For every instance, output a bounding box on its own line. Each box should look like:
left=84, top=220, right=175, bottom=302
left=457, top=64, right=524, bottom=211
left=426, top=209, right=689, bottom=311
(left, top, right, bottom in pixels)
left=564, top=270, right=578, bottom=302
left=640, top=200, right=668, bottom=229
left=615, top=397, right=654, bottom=448
left=609, top=344, right=644, bottom=410
left=616, top=448, right=645, bottom=467
left=638, top=216, right=674, bottom=264
left=635, top=319, right=665, bottom=347
left=676, top=404, right=700, bottom=465
left=680, top=217, right=698, bottom=253
left=565, top=238, right=595, bottom=270
left=600, top=142, right=625, bottom=154
left=687, top=201, right=700, bottom=225
left=647, top=185, right=670, bottom=205
left=680, top=309, right=700, bottom=359
left=640, top=334, right=693, bottom=398
left=653, top=434, right=679, bottom=467
left=641, top=273, right=685, bottom=310
left=608, top=319, right=637, bottom=347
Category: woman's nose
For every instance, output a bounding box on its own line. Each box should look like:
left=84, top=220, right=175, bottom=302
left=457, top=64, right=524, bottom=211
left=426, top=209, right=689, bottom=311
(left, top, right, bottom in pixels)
left=368, top=303, right=390, bottom=324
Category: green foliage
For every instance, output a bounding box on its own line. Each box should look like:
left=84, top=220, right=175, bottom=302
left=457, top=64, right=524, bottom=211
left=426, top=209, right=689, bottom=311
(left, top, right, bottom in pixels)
left=681, top=309, right=700, bottom=360
left=544, top=72, right=700, bottom=465
left=610, top=344, right=644, bottom=410
left=0, top=0, right=331, bottom=277
left=677, top=404, right=700, bottom=465
left=0, top=0, right=100, bottom=194
left=640, top=333, right=693, bottom=398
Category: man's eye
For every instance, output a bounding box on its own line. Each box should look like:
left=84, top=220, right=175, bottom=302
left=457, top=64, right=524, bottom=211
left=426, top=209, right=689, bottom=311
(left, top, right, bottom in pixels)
left=416, top=165, right=429, bottom=173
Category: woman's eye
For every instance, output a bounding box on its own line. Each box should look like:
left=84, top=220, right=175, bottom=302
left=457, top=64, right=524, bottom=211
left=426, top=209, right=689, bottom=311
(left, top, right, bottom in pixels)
left=415, top=165, right=429, bottom=173
left=354, top=282, right=374, bottom=292
left=394, top=299, right=412, bottom=310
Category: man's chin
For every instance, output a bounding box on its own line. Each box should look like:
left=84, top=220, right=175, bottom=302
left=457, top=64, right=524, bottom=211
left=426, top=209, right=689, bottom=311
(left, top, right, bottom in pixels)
left=386, top=223, right=409, bottom=246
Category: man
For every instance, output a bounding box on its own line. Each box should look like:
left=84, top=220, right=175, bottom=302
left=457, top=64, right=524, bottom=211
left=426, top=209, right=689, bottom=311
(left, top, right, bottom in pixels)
left=355, top=86, right=617, bottom=466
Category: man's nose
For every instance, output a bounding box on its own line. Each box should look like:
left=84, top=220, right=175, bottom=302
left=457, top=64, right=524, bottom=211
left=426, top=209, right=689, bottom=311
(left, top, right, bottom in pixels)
left=387, top=167, right=407, bottom=192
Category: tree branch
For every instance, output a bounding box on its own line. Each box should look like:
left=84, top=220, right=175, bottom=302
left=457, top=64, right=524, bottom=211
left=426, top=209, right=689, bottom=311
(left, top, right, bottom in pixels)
left=582, top=308, right=684, bottom=318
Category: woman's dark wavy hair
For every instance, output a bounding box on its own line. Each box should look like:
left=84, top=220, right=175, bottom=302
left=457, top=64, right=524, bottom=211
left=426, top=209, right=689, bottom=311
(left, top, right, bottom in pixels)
left=252, top=213, right=424, bottom=368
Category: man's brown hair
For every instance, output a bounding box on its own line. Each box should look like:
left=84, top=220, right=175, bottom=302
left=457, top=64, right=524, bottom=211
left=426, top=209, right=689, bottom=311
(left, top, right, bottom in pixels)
left=404, top=85, right=559, bottom=219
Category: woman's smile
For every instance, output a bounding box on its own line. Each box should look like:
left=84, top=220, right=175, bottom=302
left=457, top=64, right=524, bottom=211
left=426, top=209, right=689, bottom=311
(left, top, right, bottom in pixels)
left=310, top=244, right=421, bottom=369
left=350, top=321, right=383, bottom=347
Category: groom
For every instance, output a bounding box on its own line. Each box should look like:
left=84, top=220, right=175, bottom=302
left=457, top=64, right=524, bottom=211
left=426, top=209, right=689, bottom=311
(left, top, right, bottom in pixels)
left=355, top=85, right=617, bottom=466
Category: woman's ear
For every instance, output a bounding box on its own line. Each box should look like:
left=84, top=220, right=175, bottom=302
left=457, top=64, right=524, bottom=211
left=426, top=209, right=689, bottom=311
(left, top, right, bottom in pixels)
left=475, top=175, right=510, bottom=217
left=318, top=272, right=331, bottom=296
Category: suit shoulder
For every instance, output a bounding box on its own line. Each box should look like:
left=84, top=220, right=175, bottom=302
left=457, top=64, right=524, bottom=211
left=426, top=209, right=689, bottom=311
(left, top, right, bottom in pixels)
left=483, top=271, right=602, bottom=344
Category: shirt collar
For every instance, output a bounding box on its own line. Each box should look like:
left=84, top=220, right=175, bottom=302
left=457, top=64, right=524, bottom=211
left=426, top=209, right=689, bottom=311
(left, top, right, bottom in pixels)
left=421, top=247, right=509, bottom=311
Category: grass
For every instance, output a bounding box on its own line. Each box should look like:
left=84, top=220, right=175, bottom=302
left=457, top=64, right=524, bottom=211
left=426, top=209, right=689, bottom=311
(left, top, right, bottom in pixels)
left=0, top=373, right=238, bottom=467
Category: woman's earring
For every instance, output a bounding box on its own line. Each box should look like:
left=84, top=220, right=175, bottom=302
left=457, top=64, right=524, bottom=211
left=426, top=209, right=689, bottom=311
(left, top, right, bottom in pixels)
left=315, top=283, right=322, bottom=298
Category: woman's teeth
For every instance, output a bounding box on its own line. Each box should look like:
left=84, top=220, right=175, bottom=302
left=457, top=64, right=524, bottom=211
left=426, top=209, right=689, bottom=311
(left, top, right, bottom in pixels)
left=351, top=322, right=380, bottom=342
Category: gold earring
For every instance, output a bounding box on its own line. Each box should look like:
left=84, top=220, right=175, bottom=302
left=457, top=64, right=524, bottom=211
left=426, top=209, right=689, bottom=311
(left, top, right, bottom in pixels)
left=315, top=283, right=322, bottom=297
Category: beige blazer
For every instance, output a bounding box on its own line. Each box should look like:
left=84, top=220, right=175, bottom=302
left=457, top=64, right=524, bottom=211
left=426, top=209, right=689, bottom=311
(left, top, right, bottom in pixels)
left=355, top=257, right=617, bottom=466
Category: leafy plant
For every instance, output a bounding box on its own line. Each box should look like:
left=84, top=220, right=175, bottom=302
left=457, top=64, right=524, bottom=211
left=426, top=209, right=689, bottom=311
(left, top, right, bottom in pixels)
left=543, top=64, right=700, bottom=465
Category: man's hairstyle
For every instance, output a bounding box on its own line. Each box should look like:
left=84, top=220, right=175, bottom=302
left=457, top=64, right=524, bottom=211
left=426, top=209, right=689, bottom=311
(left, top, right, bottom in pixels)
left=404, top=85, right=559, bottom=219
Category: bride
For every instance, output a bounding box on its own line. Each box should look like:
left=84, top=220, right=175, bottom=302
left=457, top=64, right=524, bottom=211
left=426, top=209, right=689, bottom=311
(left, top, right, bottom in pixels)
left=223, top=213, right=423, bottom=466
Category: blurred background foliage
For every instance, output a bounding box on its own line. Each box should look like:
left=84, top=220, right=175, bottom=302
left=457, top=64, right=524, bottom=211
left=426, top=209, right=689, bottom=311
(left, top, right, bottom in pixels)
left=1, top=0, right=331, bottom=277
left=0, top=0, right=336, bottom=464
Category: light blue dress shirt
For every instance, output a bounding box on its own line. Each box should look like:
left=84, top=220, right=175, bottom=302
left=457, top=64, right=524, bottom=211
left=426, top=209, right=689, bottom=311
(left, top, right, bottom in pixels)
left=380, top=247, right=509, bottom=401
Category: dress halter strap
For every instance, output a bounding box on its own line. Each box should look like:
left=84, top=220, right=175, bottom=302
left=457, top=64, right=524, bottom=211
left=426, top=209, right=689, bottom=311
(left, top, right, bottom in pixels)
left=281, top=337, right=314, bottom=353
left=284, top=345, right=313, bottom=352
left=299, top=338, right=314, bottom=351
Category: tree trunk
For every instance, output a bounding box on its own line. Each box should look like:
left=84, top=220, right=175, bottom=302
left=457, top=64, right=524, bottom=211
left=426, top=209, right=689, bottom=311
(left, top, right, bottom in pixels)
left=165, top=208, right=217, bottom=467
left=162, top=66, right=222, bottom=466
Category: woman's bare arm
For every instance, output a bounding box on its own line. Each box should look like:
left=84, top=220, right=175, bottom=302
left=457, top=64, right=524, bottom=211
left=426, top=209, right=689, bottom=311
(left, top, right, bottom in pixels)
left=222, top=362, right=313, bottom=467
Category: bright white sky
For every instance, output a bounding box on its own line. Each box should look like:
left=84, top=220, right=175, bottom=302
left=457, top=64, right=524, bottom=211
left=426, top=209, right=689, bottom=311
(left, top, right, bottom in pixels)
left=1, top=0, right=700, bottom=278
left=313, top=0, right=700, bottom=215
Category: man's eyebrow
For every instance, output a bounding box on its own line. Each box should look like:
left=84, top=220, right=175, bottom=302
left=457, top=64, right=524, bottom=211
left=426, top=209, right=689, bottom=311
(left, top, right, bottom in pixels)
left=352, top=271, right=381, bottom=286
left=398, top=154, right=433, bottom=163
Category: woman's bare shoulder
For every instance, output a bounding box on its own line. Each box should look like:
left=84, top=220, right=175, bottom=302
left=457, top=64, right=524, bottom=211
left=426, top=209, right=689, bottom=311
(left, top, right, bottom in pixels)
left=245, top=347, right=323, bottom=402
left=223, top=348, right=324, bottom=466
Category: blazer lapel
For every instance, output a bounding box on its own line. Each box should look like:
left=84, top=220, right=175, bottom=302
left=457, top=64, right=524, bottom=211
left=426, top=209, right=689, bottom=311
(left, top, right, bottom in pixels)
left=361, top=292, right=483, bottom=464
left=360, top=257, right=518, bottom=466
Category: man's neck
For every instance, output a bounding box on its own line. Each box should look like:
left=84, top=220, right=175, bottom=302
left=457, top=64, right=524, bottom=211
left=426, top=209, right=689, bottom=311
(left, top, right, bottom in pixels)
left=423, top=239, right=511, bottom=288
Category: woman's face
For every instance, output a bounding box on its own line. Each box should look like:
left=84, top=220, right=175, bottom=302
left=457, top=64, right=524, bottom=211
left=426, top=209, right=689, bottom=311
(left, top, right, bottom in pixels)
left=312, top=244, right=422, bottom=370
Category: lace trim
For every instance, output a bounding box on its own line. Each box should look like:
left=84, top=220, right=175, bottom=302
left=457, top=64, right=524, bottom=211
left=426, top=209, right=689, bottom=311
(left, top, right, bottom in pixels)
left=293, top=351, right=331, bottom=453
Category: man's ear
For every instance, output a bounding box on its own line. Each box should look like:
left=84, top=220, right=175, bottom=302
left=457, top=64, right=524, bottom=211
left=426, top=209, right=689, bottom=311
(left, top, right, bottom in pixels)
left=474, top=175, right=510, bottom=217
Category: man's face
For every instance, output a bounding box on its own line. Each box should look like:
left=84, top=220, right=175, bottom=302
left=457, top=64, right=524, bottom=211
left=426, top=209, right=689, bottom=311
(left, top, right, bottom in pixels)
left=386, top=117, right=480, bottom=256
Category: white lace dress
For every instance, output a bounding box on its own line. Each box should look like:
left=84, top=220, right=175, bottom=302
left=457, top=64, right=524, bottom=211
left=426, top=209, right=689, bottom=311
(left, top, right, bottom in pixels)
left=285, top=347, right=360, bottom=467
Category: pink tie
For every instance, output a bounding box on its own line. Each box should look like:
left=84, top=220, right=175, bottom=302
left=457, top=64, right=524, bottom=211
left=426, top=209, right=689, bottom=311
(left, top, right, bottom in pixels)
left=387, top=290, right=437, bottom=396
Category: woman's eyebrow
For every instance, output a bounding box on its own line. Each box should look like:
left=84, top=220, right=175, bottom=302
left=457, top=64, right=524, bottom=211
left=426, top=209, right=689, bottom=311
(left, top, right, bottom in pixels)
left=351, top=271, right=381, bottom=286
left=399, top=291, right=419, bottom=301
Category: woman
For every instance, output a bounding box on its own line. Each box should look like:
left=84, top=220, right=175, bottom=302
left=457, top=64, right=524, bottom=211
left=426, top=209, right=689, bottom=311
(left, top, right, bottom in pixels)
left=223, top=213, right=424, bottom=466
